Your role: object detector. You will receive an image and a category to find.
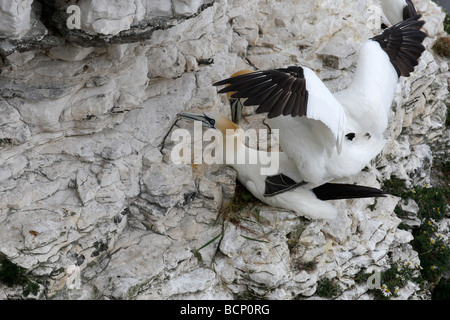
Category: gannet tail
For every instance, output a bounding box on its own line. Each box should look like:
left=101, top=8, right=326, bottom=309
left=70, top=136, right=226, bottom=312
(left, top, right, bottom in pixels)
left=312, top=183, right=387, bottom=200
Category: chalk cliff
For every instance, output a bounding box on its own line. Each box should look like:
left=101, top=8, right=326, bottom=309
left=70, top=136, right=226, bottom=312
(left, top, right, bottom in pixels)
left=0, top=0, right=448, bottom=299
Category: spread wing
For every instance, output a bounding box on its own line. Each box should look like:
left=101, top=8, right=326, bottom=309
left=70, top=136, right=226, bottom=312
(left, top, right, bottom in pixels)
left=371, top=15, right=426, bottom=77
left=215, top=66, right=309, bottom=119
left=213, top=66, right=346, bottom=153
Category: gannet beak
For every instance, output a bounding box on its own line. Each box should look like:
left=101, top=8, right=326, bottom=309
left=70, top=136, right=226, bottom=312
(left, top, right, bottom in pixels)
left=178, top=113, right=217, bottom=129
left=230, top=98, right=243, bottom=124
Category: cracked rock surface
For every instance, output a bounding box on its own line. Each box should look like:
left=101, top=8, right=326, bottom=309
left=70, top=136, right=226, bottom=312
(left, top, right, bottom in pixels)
left=0, top=0, right=448, bottom=299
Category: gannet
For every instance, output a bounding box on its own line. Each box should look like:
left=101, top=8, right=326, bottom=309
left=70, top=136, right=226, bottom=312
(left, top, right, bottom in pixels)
left=380, top=0, right=417, bottom=26
left=178, top=112, right=386, bottom=220
left=213, top=16, right=426, bottom=192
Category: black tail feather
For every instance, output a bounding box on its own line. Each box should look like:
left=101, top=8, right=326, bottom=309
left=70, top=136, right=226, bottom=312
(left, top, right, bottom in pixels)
left=312, top=183, right=388, bottom=201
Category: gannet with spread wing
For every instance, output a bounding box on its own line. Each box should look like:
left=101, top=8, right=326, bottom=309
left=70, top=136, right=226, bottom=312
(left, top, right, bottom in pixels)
left=380, top=0, right=417, bottom=26
left=178, top=112, right=386, bottom=220
left=213, top=15, right=426, bottom=192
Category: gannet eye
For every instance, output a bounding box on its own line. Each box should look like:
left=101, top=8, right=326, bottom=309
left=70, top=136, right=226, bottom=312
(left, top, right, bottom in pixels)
left=203, top=114, right=216, bottom=127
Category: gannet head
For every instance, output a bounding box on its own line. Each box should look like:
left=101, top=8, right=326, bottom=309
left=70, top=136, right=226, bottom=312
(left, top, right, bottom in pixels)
left=225, top=70, right=255, bottom=100
left=178, top=112, right=240, bottom=135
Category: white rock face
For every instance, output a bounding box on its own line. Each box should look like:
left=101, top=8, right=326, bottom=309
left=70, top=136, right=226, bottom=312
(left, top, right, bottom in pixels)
left=0, top=0, right=33, bottom=37
left=76, top=0, right=213, bottom=35
left=0, top=0, right=448, bottom=300
left=144, top=0, right=173, bottom=17
left=78, top=0, right=141, bottom=35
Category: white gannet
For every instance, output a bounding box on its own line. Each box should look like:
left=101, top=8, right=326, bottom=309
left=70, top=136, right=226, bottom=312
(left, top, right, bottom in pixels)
left=178, top=112, right=386, bottom=220
left=213, top=16, right=426, bottom=192
left=380, top=0, right=417, bottom=26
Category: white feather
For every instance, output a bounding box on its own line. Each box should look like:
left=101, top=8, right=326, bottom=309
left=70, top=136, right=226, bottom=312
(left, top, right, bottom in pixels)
left=303, top=67, right=346, bottom=154
left=334, top=40, right=398, bottom=138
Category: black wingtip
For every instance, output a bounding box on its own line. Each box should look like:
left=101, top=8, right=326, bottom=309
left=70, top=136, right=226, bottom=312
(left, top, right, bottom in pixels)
left=213, top=67, right=309, bottom=119
left=403, top=0, right=418, bottom=21
left=213, top=71, right=262, bottom=88
left=213, top=79, right=229, bottom=87
left=371, top=14, right=427, bottom=78
left=264, top=174, right=307, bottom=197
left=312, top=183, right=388, bottom=201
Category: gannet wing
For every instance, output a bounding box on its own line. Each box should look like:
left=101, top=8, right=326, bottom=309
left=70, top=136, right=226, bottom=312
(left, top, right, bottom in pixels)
left=213, top=66, right=346, bottom=153
left=371, top=15, right=426, bottom=78
left=403, top=0, right=417, bottom=20
left=333, top=15, right=426, bottom=137
left=264, top=174, right=307, bottom=197
left=312, top=183, right=387, bottom=200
